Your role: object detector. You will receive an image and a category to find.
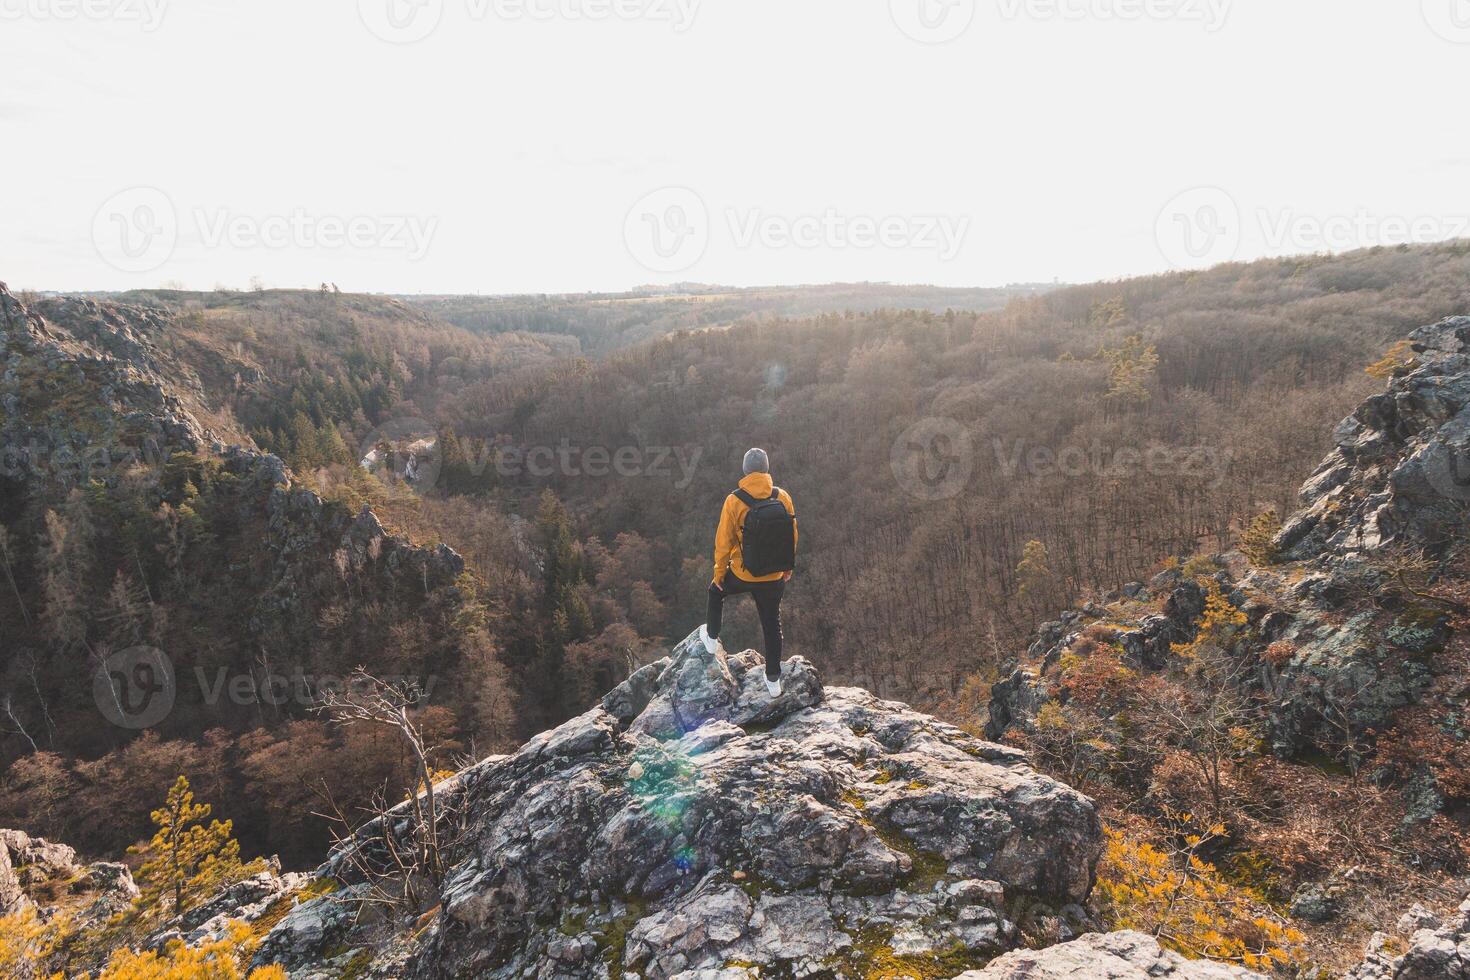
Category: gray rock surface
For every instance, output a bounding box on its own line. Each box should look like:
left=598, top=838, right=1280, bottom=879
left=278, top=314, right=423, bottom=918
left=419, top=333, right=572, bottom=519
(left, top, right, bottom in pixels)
left=1275, top=315, right=1470, bottom=562
left=957, top=930, right=1266, bottom=979
left=0, top=831, right=24, bottom=916
left=0, top=283, right=468, bottom=680
left=251, top=883, right=370, bottom=974
left=988, top=316, right=1470, bottom=763
left=1346, top=892, right=1470, bottom=979
left=1289, top=880, right=1345, bottom=923
left=255, top=629, right=1104, bottom=978
left=0, top=827, right=140, bottom=924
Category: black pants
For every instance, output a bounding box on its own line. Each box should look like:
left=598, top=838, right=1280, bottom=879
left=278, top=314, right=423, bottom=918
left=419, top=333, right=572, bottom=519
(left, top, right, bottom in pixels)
left=707, top=576, right=785, bottom=680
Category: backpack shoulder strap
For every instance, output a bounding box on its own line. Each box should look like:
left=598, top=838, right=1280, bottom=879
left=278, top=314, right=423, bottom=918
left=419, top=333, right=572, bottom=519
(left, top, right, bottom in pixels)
left=732, top=488, right=759, bottom=508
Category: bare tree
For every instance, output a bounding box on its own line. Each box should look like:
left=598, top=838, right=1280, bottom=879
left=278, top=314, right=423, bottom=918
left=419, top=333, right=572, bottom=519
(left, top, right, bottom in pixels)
left=315, top=667, right=449, bottom=901
left=2, top=692, right=38, bottom=752
left=1141, top=649, right=1259, bottom=820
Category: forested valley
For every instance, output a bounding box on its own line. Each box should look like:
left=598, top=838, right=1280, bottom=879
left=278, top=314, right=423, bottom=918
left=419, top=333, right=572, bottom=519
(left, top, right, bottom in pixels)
left=5, top=242, right=1470, bottom=872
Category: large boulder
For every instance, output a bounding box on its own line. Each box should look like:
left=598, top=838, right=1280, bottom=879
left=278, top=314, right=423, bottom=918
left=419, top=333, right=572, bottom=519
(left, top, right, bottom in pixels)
left=0, top=828, right=139, bottom=925
left=957, top=930, right=1266, bottom=979
left=0, top=833, right=24, bottom=916
left=269, top=629, right=1104, bottom=978
left=1275, top=315, right=1470, bottom=562
left=1346, top=892, right=1470, bottom=979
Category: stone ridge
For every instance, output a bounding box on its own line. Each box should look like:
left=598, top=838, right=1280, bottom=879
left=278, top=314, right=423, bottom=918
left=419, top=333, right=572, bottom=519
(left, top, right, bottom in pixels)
left=1275, top=315, right=1470, bottom=561
left=0, top=282, right=466, bottom=634
left=258, top=629, right=1105, bottom=978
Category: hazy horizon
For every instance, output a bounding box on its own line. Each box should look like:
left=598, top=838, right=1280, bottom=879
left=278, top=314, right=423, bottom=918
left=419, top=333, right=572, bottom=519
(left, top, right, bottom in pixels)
left=5, top=1, right=1469, bottom=295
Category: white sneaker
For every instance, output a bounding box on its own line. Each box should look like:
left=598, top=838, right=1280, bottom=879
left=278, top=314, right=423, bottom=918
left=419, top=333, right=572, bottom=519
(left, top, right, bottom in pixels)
left=699, top=625, right=720, bottom=655
left=765, top=673, right=782, bottom=697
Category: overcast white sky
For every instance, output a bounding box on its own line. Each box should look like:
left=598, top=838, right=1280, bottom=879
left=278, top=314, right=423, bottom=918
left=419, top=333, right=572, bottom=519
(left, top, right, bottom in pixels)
left=3, top=0, right=1468, bottom=294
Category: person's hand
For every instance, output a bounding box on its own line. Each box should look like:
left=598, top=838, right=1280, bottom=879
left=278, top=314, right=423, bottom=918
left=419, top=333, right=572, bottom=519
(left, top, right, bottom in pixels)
left=711, top=578, right=725, bottom=593
left=782, top=571, right=794, bottom=583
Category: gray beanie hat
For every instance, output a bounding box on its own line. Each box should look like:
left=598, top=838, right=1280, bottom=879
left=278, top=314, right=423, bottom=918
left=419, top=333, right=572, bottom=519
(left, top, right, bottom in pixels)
left=742, top=448, right=770, bottom=475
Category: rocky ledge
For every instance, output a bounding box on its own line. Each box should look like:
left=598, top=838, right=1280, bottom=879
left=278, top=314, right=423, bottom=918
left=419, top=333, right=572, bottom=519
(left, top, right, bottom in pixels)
left=1345, top=893, right=1470, bottom=979
left=0, top=827, right=139, bottom=925
left=250, top=630, right=1104, bottom=978
left=989, top=314, right=1470, bottom=771
left=958, top=930, right=1266, bottom=979
left=1275, top=315, right=1470, bottom=561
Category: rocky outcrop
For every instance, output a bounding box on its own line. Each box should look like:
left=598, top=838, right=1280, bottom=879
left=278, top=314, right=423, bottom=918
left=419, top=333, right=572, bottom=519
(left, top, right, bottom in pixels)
left=1, top=282, right=467, bottom=676
left=0, top=285, right=212, bottom=491
left=144, top=865, right=309, bottom=952
left=990, top=317, right=1470, bottom=763
left=957, top=930, right=1266, bottom=979
left=1346, top=892, right=1470, bottom=979
left=985, top=568, right=1226, bottom=743
left=0, top=831, right=23, bottom=916
left=0, top=828, right=139, bottom=924
left=248, top=630, right=1104, bottom=978
left=1275, top=315, right=1470, bottom=561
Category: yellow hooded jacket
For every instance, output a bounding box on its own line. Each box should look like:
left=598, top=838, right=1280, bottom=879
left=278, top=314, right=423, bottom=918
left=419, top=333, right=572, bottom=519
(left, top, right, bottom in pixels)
left=713, top=472, right=798, bottom=585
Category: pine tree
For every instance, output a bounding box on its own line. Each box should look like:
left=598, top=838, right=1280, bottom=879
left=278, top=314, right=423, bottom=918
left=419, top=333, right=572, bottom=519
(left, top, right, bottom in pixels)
left=131, top=775, right=244, bottom=917
left=1098, top=335, right=1159, bottom=404
left=535, top=490, right=585, bottom=619
left=39, top=491, right=95, bottom=650
left=1365, top=340, right=1417, bottom=380
left=1238, top=510, right=1281, bottom=566
left=318, top=423, right=352, bottom=466
left=288, top=412, right=322, bottom=470
left=1015, top=540, right=1054, bottom=601
left=103, top=570, right=148, bottom=646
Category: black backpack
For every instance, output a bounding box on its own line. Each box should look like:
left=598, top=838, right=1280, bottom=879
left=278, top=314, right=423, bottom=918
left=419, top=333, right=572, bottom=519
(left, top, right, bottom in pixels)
left=733, top=487, right=796, bottom=576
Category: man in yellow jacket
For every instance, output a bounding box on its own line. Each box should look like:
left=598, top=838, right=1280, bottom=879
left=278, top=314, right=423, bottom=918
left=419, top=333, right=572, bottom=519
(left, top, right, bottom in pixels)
left=700, top=448, right=798, bottom=695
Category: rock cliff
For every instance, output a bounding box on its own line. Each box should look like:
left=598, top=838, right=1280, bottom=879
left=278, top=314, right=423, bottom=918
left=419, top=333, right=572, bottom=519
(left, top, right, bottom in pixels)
left=989, top=315, right=1470, bottom=770
left=1275, top=315, right=1470, bottom=562
left=0, top=828, right=139, bottom=923
left=0, top=283, right=465, bottom=597
left=231, top=630, right=1105, bottom=977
